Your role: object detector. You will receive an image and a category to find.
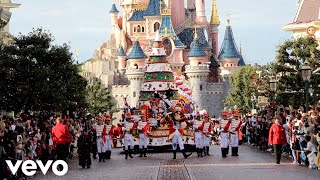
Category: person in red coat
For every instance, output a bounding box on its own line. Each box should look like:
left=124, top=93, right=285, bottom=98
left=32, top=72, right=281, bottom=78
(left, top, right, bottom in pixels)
left=268, top=118, right=287, bottom=164
left=52, top=117, right=72, bottom=164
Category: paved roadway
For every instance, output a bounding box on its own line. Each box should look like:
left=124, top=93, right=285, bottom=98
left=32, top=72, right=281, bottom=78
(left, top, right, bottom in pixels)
left=36, top=145, right=320, bottom=180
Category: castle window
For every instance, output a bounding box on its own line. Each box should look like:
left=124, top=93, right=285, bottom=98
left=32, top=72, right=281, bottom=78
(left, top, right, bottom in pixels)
left=133, top=91, right=136, bottom=97
left=137, top=25, right=141, bottom=32
left=200, top=85, right=203, bottom=91
left=134, top=63, right=138, bottom=69
left=154, top=22, right=160, bottom=32
left=142, top=26, right=145, bottom=32
left=226, top=64, right=228, bottom=67
left=230, top=64, right=232, bottom=67
left=198, top=62, right=202, bottom=65
left=134, top=27, right=137, bottom=33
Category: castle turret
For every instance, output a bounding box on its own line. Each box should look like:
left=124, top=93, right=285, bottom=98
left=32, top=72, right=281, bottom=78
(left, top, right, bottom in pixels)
left=187, top=30, right=208, bottom=66
left=126, top=40, right=147, bottom=107
left=185, top=31, right=210, bottom=111
left=208, top=0, right=220, bottom=57
left=218, top=18, right=245, bottom=78
left=195, top=0, right=208, bottom=26
left=109, top=2, right=119, bottom=30
left=117, top=47, right=127, bottom=74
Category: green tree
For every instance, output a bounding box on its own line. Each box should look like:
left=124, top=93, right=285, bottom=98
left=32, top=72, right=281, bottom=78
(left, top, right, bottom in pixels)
left=0, top=28, right=87, bottom=112
left=226, top=66, right=258, bottom=113
left=273, top=37, right=320, bottom=109
left=86, top=82, right=116, bottom=116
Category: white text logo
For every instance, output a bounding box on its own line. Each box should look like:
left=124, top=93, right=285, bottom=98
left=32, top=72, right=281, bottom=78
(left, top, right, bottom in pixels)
left=6, top=160, right=68, bottom=176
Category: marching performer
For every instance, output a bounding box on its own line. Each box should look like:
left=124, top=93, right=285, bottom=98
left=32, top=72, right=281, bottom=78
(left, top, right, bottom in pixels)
left=168, top=111, right=192, bottom=159
left=193, top=111, right=204, bottom=157
left=202, top=112, right=213, bottom=156
left=122, top=112, right=137, bottom=159
left=230, top=110, right=242, bottom=156
left=95, top=116, right=107, bottom=162
left=219, top=110, right=232, bottom=158
left=137, top=114, right=150, bottom=157
left=103, top=113, right=114, bottom=159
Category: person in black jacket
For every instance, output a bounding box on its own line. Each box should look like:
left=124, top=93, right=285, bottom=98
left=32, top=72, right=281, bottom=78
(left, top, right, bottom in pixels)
left=78, top=130, right=92, bottom=169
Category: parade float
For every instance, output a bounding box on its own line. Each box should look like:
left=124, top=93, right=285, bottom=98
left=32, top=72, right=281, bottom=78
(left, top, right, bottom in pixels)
left=125, top=32, right=197, bottom=148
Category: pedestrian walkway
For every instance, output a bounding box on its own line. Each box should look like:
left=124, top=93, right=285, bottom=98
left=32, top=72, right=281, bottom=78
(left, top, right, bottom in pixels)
left=36, top=145, right=320, bottom=180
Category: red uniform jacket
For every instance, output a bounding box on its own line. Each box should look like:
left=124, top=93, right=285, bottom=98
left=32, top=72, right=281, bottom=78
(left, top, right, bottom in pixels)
left=268, top=124, right=287, bottom=145
left=168, top=121, right=184, bottom=136
left=52, top=123, right=72, bottom=145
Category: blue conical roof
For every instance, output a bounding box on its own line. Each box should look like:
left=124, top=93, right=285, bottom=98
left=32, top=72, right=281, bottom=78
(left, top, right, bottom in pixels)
left=144, top=0, right=160, bottom=16
left=218, top=24, right=241, bottom=60
left=187, top=39, right=206, bottom=57
left=109, top=4, right=119, bottom=13
left=128, top=10, right=145, bottom=21
left=118, top=47, right=126, bottom=57
left=127, top=41, right=147, bottom=59
left=238, top=55, right=246, bottom=66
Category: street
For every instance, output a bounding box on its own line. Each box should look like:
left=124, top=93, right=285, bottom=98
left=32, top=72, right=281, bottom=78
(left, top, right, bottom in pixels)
left=35, top=145, right=320, bottom=180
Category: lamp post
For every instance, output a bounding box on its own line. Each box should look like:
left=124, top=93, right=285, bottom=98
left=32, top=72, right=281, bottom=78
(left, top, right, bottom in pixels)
left=301, top=62, right=312, bottom=112
left=269, top=76, right=277, bottom=102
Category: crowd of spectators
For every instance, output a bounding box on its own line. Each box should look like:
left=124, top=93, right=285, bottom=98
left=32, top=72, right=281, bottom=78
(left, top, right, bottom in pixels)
left=0, top=112, right=97, bottom=180
left=239, top=107, right=320, bottom=168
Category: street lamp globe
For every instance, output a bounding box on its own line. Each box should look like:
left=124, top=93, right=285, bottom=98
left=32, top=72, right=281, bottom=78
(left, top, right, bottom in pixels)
left=269, top=77, right=277, bottom=92
left=301, top=62, right=312, bottom=81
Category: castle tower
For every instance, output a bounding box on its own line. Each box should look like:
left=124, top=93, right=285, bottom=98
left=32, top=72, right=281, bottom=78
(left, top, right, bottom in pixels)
left=195, top=0, right=208, bottom=26
left=208, top=0, right=220, bottom=57
left=186, top=32, right=210, bottom=110
left=0, top=0, right=20, bottom=34
left=126, top=40, right=147, bottom=107
left=171, top=0, right=185, bottom=28
left=117, top=47, right=127, bottom=75
left=218, top=18, right=245, bottom=78
left=109, top=2, right=119, bottom=31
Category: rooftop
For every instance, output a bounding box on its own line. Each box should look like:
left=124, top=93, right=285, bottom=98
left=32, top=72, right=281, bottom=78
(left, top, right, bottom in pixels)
left=294, top=0, right=320, bottom=23
left=127, top=41, right=147, bottom=59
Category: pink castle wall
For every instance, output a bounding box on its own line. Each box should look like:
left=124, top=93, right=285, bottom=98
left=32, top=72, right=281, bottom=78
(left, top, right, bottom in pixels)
left=171, top=0, right=186, bottom=28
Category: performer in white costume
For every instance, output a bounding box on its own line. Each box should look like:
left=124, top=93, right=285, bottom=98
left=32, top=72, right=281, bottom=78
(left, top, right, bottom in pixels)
left=202, top=112, right=213, bottom=156
left=219, top=111, right=232, bottom=158
left=137, top=114, right=150, bottom=157
left=194, top=111, right=204, bottom=157
left=230, top=110, right=242, bottom=156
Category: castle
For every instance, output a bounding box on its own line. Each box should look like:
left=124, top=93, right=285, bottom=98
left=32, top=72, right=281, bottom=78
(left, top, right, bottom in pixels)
left=81, top=0, right=246, bottom=118
left=0, top=0, right=20, bottom=43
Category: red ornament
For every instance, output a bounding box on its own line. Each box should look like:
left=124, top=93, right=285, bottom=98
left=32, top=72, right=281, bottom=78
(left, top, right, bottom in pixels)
left=159, top=84, right=162, bottom=87
left=153, top=87, right=156, bottom=90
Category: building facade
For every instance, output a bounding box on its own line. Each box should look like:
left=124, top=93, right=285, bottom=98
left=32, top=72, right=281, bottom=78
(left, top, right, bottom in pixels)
left=283, top=0, right=320, bottom=47
left=81, top=0, right=246, bottom=118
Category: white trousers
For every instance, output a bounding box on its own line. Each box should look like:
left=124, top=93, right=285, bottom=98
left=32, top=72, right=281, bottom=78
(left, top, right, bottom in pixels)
left=105, top=135, right=112, bottom=151
left=172, top=130, right=184, bottom=150
left=220, top=132, right=229, bottom=148
left=203, top=136, right=211, bottom=146
left=139, top=133, right=148, bottom=149
left=124, top=134, right=134, bottom=150
left=230, top=133, right=239, bottom=147
left=97, top=137, right=106, bottom=153
left=195, top=132, right=204, bottom=149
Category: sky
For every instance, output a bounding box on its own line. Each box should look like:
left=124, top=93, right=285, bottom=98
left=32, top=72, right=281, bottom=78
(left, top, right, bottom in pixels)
left=9, top=0, right=297, bottom=65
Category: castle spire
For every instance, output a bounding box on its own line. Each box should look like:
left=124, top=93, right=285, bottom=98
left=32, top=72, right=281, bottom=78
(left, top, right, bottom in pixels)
left=210, top=0, right=220, bottom=25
